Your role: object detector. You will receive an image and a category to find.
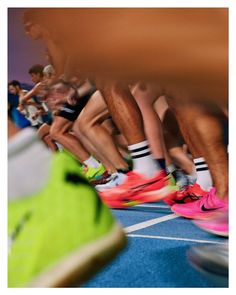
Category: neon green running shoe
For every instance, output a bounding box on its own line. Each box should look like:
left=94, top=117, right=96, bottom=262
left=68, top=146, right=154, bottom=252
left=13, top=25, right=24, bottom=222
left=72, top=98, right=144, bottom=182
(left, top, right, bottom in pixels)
left=60, top=150, right=109, bottom=185
left=8, top=128, right=126, bottom=287
left=82, top=164, right=109, bottom=185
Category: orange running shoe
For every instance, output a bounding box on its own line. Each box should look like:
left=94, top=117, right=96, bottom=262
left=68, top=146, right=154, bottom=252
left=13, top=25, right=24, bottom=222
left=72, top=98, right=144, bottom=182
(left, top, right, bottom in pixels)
left=100, top=170, right=178, bottom=208
left=164, top=183, right=207, bottom=206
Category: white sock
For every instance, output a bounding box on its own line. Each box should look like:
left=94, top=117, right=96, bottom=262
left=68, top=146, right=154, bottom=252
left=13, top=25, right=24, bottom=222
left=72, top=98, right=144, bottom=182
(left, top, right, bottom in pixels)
left=83, top=156, right=101, bottom=168
left=193, top=157, right=212, bottom=191
left=166, top=163, right=176, bottom=174
left=128, top=140, right=158, bottom=177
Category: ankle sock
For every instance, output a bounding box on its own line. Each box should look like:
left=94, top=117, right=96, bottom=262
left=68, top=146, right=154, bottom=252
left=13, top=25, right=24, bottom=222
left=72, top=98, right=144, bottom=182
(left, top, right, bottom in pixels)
left=83, top=156, right=101, bottom=169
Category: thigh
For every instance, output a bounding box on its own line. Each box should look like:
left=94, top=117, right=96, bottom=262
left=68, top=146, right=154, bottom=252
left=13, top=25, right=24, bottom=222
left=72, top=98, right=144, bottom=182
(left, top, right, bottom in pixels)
left=78, top=90, right=110, bottom=124
left=51, top=116, right=73, bottom=133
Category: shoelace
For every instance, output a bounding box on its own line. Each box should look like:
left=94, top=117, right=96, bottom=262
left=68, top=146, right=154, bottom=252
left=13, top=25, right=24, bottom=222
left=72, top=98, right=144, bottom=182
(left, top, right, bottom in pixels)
left=175, top=192, right=201, bottom=204
left=102, top=173, right=119, bottom=183
left=184, top=193, right=201, bottom=201
left=175, top=185, right=203, bottom=203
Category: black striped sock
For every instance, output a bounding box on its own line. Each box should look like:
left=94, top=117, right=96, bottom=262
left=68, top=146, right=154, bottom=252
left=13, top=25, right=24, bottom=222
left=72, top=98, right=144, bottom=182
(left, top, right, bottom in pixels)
left=128, top=140, right=157, bottom=177
left=129, top=144, right=151, bottom=159
left=194, top=159, right=209, bottom=172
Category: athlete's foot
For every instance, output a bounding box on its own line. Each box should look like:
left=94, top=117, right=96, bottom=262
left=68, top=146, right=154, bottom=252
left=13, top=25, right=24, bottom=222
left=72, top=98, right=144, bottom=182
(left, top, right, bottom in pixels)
left=171, top=187, right=228, bottom=219
left=100, top=170, right=178, bottom=208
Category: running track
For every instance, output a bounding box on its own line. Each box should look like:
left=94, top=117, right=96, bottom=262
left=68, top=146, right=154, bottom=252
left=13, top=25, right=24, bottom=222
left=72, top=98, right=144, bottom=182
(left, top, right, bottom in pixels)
left=83, top=202, right=227, bottom=288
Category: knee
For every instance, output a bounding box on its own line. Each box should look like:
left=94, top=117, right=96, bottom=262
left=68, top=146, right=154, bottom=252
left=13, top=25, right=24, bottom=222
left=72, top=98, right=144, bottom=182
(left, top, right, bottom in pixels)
left=75, top=114, right=93, bottom=135
left=72, top=119, right=84, bottom=136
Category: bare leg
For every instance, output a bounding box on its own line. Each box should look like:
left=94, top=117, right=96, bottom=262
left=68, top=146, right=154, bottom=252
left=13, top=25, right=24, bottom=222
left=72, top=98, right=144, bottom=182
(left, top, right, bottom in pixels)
left=167, top=99, right=228, bottom=198
left=37, top=123, right=58, bottom=152
left=97, top=80, right=145, bottom=144
left=162, top=108, right=194, bottom=174
left=168, top=147, right=194, bottom=175
left=73, top=123, right=118, bottom=174
left=50, top=116, right=90, bottom=162
left=97, top=80, right=160, bottom=178
left=131, top=82, right=166, bottom=159
left=154, top=95, right=169, bottom=121
left=74, top=90, right=128, bottom=171
left=100, top=118, right=129, bottom=157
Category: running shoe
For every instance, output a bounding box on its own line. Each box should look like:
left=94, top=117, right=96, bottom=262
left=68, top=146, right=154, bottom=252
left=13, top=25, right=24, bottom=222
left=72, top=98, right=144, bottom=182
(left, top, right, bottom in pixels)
left=8, top=129, right=126, bottom=287
left=82, top=164, right=109, bottom=185
left=59, top=152, right=109, bottom=185
left=187, top=243, right=228, bottom=287
left=100, top=170, right=178, bottom=208
left=171, top=187, right=228, bottom=219
left=193, top=210, right=228, bottom=237
left=95, top=172, right=128, bottom=192
left=164, top=183, right=207, bottom=206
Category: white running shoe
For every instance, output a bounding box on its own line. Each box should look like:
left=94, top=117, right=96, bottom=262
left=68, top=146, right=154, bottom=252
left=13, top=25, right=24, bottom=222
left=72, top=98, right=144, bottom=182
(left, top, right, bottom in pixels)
left=95, top=172, right=127, bottom=192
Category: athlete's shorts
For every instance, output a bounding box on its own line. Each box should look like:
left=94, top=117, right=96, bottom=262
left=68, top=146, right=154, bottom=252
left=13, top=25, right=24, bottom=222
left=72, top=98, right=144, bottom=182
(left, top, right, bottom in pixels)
left=56, top=94, right=91, bottom=122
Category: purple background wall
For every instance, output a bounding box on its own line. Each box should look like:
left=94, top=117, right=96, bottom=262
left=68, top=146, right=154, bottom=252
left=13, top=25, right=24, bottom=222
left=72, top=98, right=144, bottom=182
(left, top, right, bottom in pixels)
left=8, top=8, right=46, bottom=84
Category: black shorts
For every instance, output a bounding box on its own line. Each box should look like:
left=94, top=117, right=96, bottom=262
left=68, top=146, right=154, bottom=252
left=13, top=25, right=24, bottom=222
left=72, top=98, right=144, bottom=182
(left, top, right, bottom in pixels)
left=56, top=94, right=91, bottom=122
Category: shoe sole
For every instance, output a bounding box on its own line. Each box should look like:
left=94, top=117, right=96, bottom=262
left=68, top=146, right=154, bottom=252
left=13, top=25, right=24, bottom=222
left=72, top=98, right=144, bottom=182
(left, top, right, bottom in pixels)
left=170, top=208, right=222, bottom=220
left=192, top=222, right=228, bottom=237
left=27, top=223, right=127, bottom=287
left=100, top=177, right=168, bottom=201
left=135, top=186, right=177, bottom=203
left=103, top=186, right=177, bottom=209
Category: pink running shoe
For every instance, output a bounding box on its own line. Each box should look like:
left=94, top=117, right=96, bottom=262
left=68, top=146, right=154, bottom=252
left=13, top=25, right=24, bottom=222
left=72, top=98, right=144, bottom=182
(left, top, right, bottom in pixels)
left=193, top=211, right=228, bottom=237
left=100, top=170, right=178, bottom=208
left=164, top=183, right=207, bottom=206
left=171, top=188, right=228, bottom=219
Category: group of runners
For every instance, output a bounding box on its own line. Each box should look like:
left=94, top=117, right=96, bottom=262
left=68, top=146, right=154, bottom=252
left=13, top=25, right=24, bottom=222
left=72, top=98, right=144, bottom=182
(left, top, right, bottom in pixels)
left=8, top=8, right=228, bottom=287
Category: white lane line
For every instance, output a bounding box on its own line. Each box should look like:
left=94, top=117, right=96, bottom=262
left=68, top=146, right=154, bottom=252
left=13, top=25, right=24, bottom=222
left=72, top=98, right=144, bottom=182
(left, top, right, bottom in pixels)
left=135, top=204, right=170, bottom=209
left=124, top=213, right=178, bottom=233
left=127, top=234, right=225, bottom=244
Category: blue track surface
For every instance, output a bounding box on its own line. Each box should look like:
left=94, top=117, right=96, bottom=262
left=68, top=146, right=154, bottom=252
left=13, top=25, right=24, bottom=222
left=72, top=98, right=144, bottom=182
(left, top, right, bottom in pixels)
left=83, top=202, right=227, bottom=288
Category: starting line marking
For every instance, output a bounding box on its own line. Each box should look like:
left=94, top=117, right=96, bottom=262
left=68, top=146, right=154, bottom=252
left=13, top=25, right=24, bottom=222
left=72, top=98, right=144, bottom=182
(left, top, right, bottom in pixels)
left=127, top=234, right=226, bottom=244
left=124, top=213, right=179, bottom=233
